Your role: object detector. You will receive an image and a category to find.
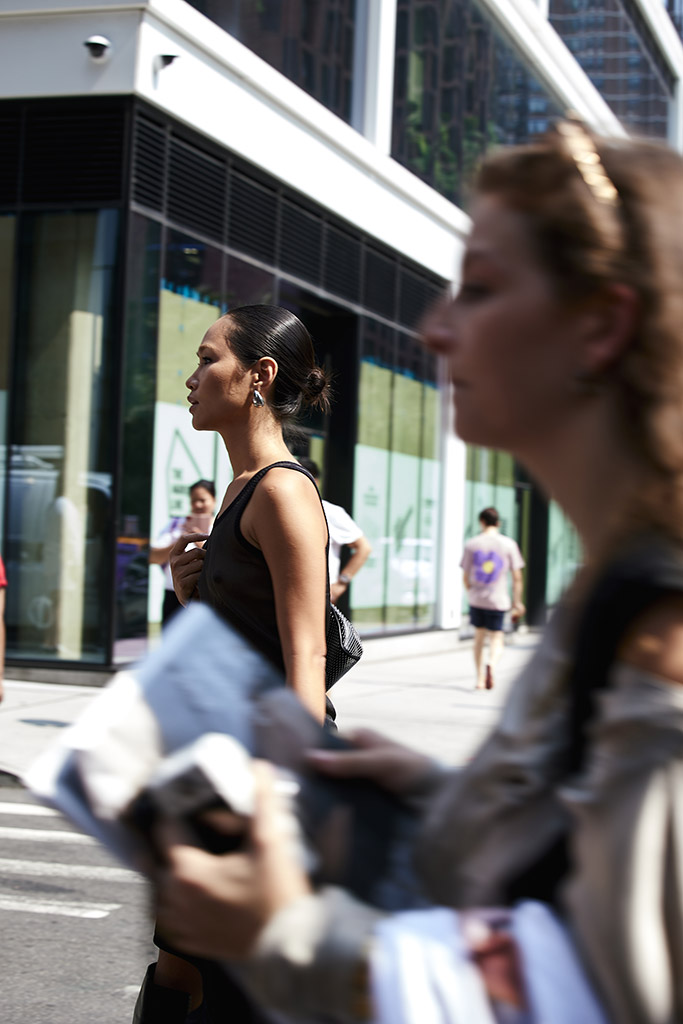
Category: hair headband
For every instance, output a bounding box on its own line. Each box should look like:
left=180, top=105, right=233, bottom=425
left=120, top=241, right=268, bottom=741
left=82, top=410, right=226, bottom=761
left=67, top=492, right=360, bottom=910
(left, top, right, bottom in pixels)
left=555, top=116, right=619, bottom=207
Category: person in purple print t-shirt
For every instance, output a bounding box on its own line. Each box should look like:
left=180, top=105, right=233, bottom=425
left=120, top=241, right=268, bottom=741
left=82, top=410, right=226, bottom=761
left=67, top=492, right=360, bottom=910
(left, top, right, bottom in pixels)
left=460, top=507, right=525, bottom=690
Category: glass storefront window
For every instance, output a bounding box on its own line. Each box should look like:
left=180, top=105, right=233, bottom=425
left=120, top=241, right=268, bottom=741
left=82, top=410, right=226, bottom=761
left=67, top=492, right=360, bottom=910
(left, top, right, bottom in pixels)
left=186, top=0, right=358, bottom=124
left=416, top=351, right=440, bottom=627
left=7, top=210, right=118, bottom=662
left=148, top=233, right=228, bottom=635
left=392, top=0, right=564, bottom=207
left=550, top=0, right=671, bottom=139
left=546, top=502, right=582, bottom=605
left=353, top=319, right=395, bottom=630
left=463, top=448, right=518, bottom=541
left=115, top=214, right=162, bottom=661
left=353, top=319, right=441, bottom=631
left=0, top=216, right=14, bottom=546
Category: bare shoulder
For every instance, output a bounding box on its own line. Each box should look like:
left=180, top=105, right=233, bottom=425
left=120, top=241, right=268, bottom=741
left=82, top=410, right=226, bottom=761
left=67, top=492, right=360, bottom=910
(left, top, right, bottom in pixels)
left=253, top=466, right=319, bottom=511
left=618, top=593, right=683, bottom=685
left=245, top=467, right=325, bottom=545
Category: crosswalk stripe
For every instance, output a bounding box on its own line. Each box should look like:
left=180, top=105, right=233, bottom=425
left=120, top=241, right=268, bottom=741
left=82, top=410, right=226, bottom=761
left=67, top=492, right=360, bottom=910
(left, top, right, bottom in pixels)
left=0, top=802, right=59, bottom=817
left=0, top=826, right=95, bottom=844
left=0, top=857, right=142, bottom=883
left=0, top=892, right=121, bottom=918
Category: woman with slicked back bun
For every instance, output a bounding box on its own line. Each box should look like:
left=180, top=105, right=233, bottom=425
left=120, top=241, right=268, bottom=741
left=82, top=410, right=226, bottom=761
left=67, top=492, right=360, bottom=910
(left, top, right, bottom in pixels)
left=134, top=305, right=334, bottom=1023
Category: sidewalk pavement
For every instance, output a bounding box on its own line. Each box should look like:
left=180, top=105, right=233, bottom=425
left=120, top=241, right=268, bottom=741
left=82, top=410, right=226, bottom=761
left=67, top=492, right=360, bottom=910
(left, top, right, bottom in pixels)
left=0, top=629, right=540, bottom=784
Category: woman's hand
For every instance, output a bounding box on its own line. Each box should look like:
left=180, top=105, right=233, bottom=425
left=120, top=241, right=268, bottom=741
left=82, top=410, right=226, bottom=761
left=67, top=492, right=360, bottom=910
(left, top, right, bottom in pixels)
left=154, top=763, right=311, bottom=960
left=169, top=532, right=209, bottom=605
left=306, top=728, right=436, bottom=799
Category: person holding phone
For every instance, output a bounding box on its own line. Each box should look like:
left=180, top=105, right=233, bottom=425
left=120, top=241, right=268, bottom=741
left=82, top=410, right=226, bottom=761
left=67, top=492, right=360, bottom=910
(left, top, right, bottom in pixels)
left=149, top=480, right=216, bottom=627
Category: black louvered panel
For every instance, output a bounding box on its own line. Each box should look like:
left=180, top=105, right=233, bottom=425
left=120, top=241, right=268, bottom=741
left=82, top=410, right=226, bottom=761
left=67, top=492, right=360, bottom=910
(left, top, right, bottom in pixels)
left=398, top=267, right=442, bottom=328
left=22, top=106, right=125, bottom=203
left=0, top=111, right=21, bottom=205
left=228, top=171, right=277, bottom=263
left=364, top=247, right=397, bottom=319
left=167, top=140, right=226, bottom=242
left=324, top=224, right=361, bottom=302
left=132, top=116, right=166, bottom=211
left=278, top=199, right=323, bottom=284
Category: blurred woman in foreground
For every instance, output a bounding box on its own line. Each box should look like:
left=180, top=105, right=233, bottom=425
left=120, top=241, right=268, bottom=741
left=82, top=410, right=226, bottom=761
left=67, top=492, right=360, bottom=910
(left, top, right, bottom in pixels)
left=154, top=123, right=683, bottom=1023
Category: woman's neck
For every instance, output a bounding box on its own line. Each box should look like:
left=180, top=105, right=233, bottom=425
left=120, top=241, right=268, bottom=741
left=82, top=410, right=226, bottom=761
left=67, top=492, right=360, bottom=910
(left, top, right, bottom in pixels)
left=516, top=397, right=646, bottom=564
left=219, top=419, right=293, bottom=479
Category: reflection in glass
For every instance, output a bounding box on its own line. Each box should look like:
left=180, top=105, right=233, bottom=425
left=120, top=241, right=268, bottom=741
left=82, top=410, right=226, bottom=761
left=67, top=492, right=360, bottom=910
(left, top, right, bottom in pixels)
left=185, top=0, right=357, bottom=123
left=392, top=0, right=564, bottom=207
left=7, top=211, right=118, bottom=661
left=226, top=255, right=275, bottom=309
left=550, top=0, right=671, bottom=139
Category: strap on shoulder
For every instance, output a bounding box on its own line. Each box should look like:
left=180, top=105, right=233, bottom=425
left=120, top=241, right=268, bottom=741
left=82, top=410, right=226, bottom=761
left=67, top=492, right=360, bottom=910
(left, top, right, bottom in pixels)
left=567, top=533, right=683, bottom=773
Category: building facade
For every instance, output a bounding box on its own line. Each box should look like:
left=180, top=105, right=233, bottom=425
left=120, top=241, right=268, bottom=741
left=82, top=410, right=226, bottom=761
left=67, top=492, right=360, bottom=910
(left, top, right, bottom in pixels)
left=0, top=0, right=681, bottom=673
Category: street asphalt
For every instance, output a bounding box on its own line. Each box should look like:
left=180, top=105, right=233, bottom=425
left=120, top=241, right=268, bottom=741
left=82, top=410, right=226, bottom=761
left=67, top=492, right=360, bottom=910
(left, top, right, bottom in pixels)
left=0, top=627, right=540, bottom=784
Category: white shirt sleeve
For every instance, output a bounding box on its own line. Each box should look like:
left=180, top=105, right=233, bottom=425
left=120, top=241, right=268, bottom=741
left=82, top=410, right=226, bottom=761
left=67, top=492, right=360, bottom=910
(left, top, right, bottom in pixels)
left=324, top=502, right=364, bottom=548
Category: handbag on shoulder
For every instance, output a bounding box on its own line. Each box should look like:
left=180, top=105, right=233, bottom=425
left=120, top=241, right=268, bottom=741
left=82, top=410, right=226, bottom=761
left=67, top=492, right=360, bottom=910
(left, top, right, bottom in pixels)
left=326, top=602, right=363, bottom=689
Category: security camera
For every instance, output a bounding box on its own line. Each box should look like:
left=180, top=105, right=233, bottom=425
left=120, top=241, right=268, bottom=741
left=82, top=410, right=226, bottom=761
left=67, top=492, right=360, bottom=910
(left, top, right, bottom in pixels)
left=84, top=35, right=111, bottom=61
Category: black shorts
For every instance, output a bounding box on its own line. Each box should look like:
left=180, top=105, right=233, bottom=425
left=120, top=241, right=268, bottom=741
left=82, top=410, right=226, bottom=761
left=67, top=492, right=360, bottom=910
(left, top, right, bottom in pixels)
left=469, top=606, right=505, bottom=631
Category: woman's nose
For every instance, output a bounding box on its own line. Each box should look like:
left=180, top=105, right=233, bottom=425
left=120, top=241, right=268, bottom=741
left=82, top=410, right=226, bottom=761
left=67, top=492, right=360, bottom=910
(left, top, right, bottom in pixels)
left=186, top=373, right=196, bottom=390
left=420, top=299, right=456, bottom=354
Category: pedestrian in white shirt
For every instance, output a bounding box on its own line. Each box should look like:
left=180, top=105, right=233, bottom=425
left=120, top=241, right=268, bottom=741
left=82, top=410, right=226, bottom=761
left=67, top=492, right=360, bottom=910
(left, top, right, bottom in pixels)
left=460, top=507, right=525, bottom=689
left=298, top=458, right=371, bottom=605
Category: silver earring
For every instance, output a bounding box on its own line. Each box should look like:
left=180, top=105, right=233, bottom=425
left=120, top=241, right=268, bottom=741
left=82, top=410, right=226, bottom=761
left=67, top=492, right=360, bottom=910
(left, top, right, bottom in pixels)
left=253, top=388, right=265, bottom=408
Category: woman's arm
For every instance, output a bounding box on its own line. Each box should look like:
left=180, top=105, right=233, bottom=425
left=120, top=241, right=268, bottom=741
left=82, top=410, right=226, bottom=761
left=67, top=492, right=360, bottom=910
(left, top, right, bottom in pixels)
left=331, top=534, right=372, bottom=605
left=242, top=468, right=328, bottom=722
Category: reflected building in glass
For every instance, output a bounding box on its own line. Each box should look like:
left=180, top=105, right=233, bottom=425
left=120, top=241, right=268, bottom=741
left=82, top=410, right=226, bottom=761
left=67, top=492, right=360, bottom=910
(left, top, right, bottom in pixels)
left=0, top=0, right=681, bottom=673
left=392, top=0, right=563, bottom=207
left=549, top=0, right=672, bottom=140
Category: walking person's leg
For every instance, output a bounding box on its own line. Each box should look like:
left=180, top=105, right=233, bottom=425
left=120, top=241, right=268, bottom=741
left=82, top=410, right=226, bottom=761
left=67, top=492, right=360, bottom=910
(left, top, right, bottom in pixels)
left=485, top=627, right=505, bottom=689
left=473, top=627, right=488, bottom=688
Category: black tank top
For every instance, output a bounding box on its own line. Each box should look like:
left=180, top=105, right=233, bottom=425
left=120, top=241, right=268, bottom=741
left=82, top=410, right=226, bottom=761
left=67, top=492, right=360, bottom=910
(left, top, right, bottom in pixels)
left=197, top=461, right=321, bottom=673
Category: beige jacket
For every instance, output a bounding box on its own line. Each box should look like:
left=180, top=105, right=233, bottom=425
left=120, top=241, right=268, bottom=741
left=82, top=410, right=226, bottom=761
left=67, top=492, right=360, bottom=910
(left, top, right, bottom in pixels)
left=243, top=612, right=683, bottom=1023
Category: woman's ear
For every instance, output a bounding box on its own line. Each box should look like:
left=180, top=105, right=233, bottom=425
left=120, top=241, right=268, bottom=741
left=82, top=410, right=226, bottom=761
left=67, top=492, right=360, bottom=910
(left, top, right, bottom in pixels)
left=577, top=283, right=640, bottom=377
left=253, top=357, right=278, bottom=390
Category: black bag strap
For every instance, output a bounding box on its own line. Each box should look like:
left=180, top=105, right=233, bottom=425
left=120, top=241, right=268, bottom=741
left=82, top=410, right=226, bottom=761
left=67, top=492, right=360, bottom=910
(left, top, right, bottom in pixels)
left=567, top=533, right=683, bottom=773
left=506, top=533, right=683, bottom=905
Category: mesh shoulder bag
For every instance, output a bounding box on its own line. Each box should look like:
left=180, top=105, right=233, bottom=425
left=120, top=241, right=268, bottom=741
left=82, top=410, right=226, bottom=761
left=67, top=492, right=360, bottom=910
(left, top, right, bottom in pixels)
left=326, top=601, right=363, bottom=689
